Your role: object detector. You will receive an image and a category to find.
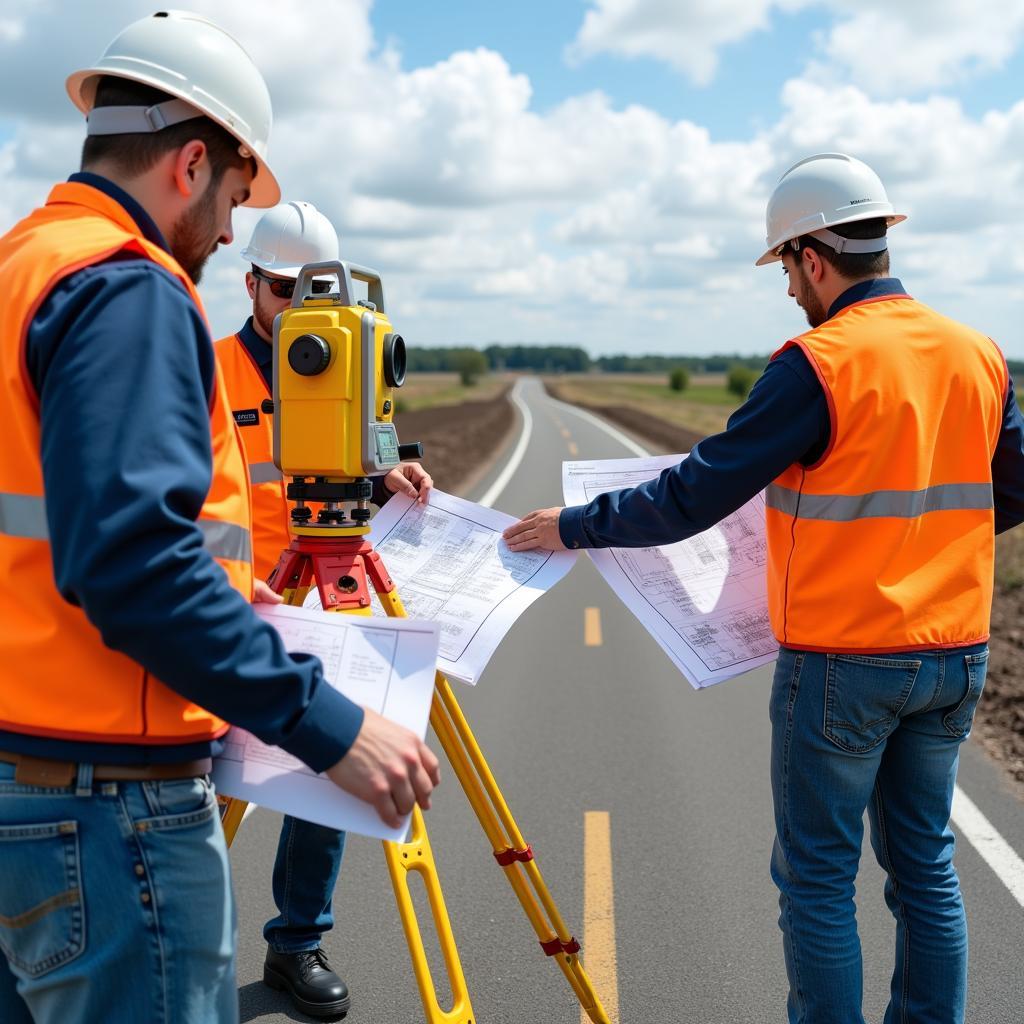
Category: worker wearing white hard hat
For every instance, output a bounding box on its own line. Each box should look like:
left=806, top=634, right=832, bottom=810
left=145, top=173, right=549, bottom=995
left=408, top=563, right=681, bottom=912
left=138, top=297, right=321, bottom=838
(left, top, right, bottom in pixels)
left=240, top=202, right=343, bottom=370
left=0, top=14, right=439, bottom=1024
left=242, top=200, right=339, bottom=274
left=755, top=152, right=906, bottom=267
left=215, top=204, right=432, bottom=1016
left=506, top=152, right=1024, bottom=1023
left=66, top=8, right=280, bottom=207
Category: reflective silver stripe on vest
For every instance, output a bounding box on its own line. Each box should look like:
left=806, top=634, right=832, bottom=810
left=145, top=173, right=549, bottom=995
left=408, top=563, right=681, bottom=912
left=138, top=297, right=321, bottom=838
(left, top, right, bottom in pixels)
left=249, top=461, right=283, bottom=484
left=197, top=519, right=252, bottom=563
left=0, top=492, right=49, bottom=540
left=766, top=482, right=994, bottom=522
left=1, top=492, right=250, bottom=560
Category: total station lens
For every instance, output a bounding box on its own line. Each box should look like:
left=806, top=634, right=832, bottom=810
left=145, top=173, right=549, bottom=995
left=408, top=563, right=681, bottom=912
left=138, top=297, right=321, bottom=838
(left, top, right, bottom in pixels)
left=288, top=334, right=331, bottom=376
left=384, top=333, right=407, bottom=388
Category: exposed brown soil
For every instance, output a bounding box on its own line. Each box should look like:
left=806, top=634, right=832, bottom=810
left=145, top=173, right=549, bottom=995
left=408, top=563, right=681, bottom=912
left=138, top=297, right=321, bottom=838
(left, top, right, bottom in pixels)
left=980, top=588, right=1024, bottom=789
left=393, top=383, right=515, bottom=496
left=547, top=381, right=1024, bottom=799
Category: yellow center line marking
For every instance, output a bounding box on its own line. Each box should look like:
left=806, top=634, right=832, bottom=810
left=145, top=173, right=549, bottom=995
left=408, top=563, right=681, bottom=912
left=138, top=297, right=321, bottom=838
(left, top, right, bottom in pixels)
left=568, top=441, right=579, bottom=456
left=560, top=427, right=572, bottom=439
left=584, top=607, right=602, bottom=646
left=582, top=811, right=619, bottom=1024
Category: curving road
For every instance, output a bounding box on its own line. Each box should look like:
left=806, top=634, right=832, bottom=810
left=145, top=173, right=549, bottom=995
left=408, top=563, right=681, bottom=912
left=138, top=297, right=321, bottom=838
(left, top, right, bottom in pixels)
left=232, top=377, right=1024, bottom=1023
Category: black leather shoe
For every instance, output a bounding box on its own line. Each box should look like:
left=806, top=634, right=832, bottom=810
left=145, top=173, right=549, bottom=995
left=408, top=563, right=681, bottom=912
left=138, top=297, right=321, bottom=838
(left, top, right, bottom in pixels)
left=264, top=946, right=351, bottom=1019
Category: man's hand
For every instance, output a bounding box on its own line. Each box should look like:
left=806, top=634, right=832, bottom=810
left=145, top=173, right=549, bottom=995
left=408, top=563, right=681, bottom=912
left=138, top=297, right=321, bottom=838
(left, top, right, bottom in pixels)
left=253, top=579, right=283, bottom=604
left=384, top=462, right=432, bottom=504
left=502, top=507, right=567, bottom=552
left=325, top=708, right=441, bottom=829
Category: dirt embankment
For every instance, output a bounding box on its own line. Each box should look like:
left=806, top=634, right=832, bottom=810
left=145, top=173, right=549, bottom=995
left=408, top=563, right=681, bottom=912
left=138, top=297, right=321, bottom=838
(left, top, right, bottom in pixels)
left=393, top=383, right=515, bottom=496
left=980, top=590, right=1024, bottom=788
left=545, top=381, right=1024, bottom=797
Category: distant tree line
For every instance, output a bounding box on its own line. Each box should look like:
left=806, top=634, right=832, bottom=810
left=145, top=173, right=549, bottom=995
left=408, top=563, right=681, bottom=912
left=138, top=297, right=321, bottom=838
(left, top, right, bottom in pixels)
left=595, top=353, right=768, bottom=373
left=407, top=345, right=1024, bottom=403
left=406, top=344, right=769, bottom=375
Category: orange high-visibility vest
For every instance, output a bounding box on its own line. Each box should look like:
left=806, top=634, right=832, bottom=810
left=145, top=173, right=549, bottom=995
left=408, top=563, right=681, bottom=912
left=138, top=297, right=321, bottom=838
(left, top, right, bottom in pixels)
left=0, top=181, right=253, bottom=745
left=766, top=293, right=1008, bottom=652
left=213, top=332, right=292, bottom=581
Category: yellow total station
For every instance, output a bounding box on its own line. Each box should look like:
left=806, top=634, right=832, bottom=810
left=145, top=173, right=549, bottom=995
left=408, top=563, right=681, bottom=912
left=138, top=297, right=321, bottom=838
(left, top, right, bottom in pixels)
left=272, top=260, right=421, bottom=529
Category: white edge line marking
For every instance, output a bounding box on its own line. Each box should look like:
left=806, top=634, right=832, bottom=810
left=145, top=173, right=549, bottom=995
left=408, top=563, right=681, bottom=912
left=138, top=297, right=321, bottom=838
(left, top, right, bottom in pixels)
left=547, top=392, right=651, bottom=458
left=952, top=784, right=1024, bottom=907
left=548, top=383, right=1024, bottom=903
left=478, top=378, right=534, bottom=509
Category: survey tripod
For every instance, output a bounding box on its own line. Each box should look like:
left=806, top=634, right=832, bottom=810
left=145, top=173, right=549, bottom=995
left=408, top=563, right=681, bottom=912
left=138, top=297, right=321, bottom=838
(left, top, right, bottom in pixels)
left=220, top=481, right=610, bottom=1024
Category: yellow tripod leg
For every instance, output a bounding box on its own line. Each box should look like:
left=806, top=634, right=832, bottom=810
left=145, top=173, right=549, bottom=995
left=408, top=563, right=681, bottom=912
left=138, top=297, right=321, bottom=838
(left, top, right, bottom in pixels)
left=314, top=587, right=476, bottom=1022
left=383, top=806, right=475, bottom=1023
left=377, top=588, right=611, bottom=1024
left=220, top=796, right=248, bottom=846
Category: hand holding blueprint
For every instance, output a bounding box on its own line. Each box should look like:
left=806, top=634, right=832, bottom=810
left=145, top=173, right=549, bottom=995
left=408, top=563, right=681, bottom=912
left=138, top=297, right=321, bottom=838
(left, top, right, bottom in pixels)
left=563, top=455, right=778, bottom=689
left=211, top=604, right=439, bottom=842
left=305, top=489, right=578, bottom=685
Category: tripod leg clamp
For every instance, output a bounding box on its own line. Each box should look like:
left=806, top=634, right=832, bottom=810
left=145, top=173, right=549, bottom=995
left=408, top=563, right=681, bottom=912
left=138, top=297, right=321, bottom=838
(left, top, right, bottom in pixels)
left=540, top=936, right=581, bottom=957
left=493, top=844, right=534, bottom=866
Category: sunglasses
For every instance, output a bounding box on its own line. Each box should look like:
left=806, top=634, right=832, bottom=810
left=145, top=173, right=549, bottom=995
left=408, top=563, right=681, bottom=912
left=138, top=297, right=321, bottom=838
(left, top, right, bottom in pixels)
left=251, top=266, right=333, bottom=299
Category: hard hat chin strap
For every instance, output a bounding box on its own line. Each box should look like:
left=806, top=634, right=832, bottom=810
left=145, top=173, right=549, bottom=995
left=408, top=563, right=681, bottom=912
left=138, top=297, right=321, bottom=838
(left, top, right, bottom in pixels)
left=86, top=98, right=203, bottom=135
left=794, top=226, right=888, bottom=255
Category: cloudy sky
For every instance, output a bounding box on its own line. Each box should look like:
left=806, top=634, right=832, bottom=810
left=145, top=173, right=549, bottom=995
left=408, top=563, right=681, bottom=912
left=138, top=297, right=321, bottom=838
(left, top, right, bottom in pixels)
left=2, top=0, right=1023, bottom=356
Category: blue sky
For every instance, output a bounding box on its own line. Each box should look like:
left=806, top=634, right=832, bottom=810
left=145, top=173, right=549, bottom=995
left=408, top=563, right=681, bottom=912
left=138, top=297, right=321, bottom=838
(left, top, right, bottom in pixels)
left=374, top=1, right=1024, bottom=134
left=1, top=0, right=1023, bottom=355
left=375, top=2, right=825, bottom=136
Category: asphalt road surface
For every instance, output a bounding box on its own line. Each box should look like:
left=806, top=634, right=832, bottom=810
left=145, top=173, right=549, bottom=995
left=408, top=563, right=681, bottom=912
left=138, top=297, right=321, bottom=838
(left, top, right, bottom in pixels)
left=231, top=377, right=1024, bottom=1023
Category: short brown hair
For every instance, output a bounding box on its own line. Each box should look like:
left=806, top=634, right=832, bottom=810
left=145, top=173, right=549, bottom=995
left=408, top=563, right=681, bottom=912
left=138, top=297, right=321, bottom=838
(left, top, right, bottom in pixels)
left=791, top=217, right=890, bottom=279
left=80, top=76, right=252, bottom=182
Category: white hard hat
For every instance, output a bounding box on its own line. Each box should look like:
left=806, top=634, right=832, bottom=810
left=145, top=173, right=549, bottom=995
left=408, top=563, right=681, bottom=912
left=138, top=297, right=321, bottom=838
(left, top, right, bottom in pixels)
left=66, top=10, right=280, bottom=208
left=241, top=201, right=340, bottom=277
left=756, top=153, right=906, bottom=267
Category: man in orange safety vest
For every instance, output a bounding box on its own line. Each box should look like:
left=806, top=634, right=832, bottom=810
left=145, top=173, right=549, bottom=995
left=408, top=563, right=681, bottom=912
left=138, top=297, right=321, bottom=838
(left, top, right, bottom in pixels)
left=504, top=152, right=1024, bottom=1024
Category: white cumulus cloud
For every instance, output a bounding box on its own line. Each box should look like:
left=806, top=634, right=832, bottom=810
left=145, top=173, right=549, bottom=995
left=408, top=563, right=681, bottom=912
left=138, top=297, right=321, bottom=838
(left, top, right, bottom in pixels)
left=0, top=0, right=1022, bottom=354
left=817, top=0, right=1024, bottom=96
left=569, top=0, right=1024, bottom=97
left=566, top=0, right=811, bottom=85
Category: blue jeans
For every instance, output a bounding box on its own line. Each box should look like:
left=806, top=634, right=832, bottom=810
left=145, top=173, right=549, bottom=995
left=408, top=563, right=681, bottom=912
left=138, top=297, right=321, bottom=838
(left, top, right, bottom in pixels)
left=769, top=644, right=988, bottom=1024
left=0, top=761, right=236, bottom=1024
left=263, top=815, right=346, bottom=953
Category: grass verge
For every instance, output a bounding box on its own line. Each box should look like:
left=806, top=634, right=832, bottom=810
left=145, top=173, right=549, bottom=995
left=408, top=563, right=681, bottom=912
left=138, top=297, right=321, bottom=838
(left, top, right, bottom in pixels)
left=544, top=373, right=739, bottom=437
left=397, top=372, right=510, bottom=412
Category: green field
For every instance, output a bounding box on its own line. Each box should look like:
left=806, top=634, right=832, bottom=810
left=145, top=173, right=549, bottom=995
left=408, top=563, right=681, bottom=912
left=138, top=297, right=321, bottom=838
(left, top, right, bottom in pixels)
left=544, top=372, right=741, bottom=436
left=396, top=372, right=510, bottom=412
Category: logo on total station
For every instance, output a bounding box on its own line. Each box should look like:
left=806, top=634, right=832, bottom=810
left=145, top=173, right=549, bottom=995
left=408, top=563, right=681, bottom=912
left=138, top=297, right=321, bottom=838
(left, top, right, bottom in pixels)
left=233, top=408, right=259, bottom=427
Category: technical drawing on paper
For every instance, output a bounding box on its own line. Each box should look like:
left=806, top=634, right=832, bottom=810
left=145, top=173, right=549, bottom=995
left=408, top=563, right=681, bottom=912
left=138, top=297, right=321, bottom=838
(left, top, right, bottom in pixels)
left=211, top=604, right=440, bottom=842
left=304, top=489, right=578, bottom=685
left=219, top=620, right=401, bottom=777
left=564, top=456, right=779, bottom=687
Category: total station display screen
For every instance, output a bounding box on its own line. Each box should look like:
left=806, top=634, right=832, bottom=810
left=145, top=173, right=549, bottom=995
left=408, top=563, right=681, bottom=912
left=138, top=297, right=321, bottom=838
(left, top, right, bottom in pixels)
left=376, top=426, right=399, bottom=462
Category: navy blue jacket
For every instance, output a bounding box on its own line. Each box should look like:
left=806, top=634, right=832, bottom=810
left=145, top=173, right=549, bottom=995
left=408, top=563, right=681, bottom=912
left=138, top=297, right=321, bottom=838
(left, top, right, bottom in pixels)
left=559, top=278, right=1024, bottom=549
left=2, top=174, right=363, bottom=768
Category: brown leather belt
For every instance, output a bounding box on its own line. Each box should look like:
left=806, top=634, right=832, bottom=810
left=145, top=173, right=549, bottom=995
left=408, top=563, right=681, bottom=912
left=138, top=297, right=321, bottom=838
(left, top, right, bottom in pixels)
left=1, top=751, right=212, bottom=787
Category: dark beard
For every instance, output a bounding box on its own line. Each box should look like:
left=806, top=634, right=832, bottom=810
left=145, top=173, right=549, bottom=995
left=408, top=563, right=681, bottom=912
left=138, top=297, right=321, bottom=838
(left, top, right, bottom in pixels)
left=794, top=265, right=827, bottom=328
left=169, top=178, right=219, bottom=283
left=253, top=290, right=276, bottom=341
